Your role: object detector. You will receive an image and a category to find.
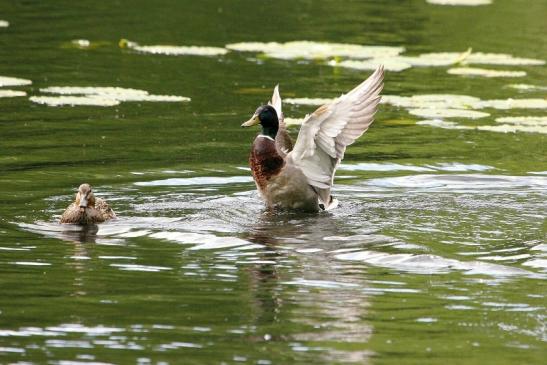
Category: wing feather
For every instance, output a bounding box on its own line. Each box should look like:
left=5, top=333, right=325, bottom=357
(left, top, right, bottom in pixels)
left=287, top=66, right=384, bottom=205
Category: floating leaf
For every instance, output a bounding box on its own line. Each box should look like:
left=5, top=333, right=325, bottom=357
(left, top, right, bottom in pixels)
left=0, top=90, right=26, bottom=98
left=506, top=84, right=547, bottom=92
left=426, top=0, right=492, bottom=5
left=29, top=96, right=120, bottom=107
left=382, top=94, right=482, bottom=109
left=226, top=41, right=405, bottom=60
left=495, top=116, right=547, bottom=126
left=477, top=99, right=547, bottom=109
left=447, top=67, right=526, bottom=78
left=409, top=108, right=489, bottom=119
left=330, top=58, right=411, bottom=72
left=477, top=124, right=547, bottom=134
left=120, top=39, right=228, bottom=56
left=465, top=52, right=544, bottom=66
left=31, top=86, right=190, bottom=106
left=0, top=76, right=32, bottom=87
left=416, top=120, right=472, bottom=130
left=39, top=86, right=190, bottom=103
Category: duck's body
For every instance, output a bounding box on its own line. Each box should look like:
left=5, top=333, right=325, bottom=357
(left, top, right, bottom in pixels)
left=60, top=183, right=116, bottom=224
left=250, top=136, right=319, bottom=211
left=242, top=66, right=384, bottom=212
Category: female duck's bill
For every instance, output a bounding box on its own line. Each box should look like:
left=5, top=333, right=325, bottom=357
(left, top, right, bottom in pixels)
left=60, top=183, right=116, bottom=224
left=242, top=66, right=384, bottom=212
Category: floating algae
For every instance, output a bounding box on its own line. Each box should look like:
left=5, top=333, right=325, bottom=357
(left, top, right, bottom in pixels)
left=120, top=39, right=228, bottom=56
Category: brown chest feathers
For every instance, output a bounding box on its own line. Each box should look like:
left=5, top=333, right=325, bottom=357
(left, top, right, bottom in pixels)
left=249, top=137, right=284, bottom=190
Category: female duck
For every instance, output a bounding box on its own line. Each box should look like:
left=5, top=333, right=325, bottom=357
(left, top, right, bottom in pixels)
left=241, top=66, right=384, bottom=212
left=60, top=183, right=116, bottom=224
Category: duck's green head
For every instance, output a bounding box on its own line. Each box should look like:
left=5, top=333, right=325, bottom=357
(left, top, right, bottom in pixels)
left=241, top=105, right=279, bottom=138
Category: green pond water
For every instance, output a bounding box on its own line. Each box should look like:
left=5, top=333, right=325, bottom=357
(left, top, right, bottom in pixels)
left=0, top=0, right=546, bottom=364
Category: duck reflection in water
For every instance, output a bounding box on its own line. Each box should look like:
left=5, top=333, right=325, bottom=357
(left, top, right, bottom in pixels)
left=242, top=211, right=373, bottom=361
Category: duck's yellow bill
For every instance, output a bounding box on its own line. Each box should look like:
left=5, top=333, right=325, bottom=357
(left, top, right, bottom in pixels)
left=241, top=115, right=260, bottom=127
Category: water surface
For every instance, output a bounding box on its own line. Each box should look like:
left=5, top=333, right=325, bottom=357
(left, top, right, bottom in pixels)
left=0, top=0, right=545, bottom=364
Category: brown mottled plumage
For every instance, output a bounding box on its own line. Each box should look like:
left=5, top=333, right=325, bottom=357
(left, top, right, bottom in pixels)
left=60, top=183, right=116, bottom=224
left=242, top=67, right=384, bottom=212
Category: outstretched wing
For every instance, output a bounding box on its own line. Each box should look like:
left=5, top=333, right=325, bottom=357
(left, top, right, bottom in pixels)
left=288, top=66, right=384, bottom=204
left=269, top=85, right=293, bottom=156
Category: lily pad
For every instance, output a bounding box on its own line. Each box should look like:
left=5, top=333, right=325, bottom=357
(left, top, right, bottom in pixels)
left=447, top=67, right=526, bottom=78
left=120, top=39, right=228, bottom=56
left=477, top=99, right=547, bottom=109
left=409, top=108, right=489, bottom=119
left=0, top=90, right=26, bottom=98
left=495, top=116, right=547, bottom=126
left=0, top=76, right=32, bottom=87
left=39, top=86, right=190, bottom=103
left=506, top=84, right=547, bottom=92
left=382, top=94, right=482, bottom=109
left=226, top=41, right=405, bottom=60
left=426, top=0, right=492, bottom=5
left=413, top=51, right=544, bottom=66
left=29, top=96, right=120, bottom=107
left=477, top=124, right=547, bottom=134
left=416, top=120, right=472, bottom=130
left=330, top=58, right=412, bottom=72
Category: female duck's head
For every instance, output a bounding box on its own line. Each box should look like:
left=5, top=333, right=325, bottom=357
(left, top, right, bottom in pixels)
left=241, top=105, right=279, bottom=138
left=76, top=183, right=96, bottom=212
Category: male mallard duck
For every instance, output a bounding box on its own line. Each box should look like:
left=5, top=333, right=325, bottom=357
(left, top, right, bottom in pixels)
left=60, top=183, right=116, bottom=224
left=242, top=66, right=384, bottom=212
